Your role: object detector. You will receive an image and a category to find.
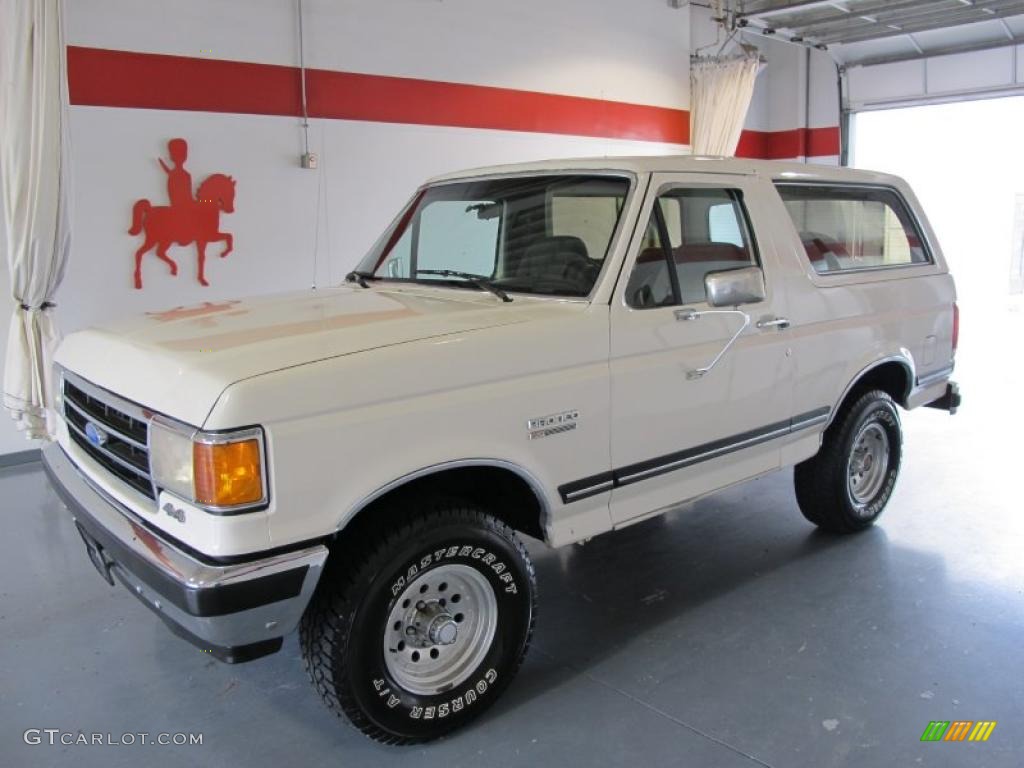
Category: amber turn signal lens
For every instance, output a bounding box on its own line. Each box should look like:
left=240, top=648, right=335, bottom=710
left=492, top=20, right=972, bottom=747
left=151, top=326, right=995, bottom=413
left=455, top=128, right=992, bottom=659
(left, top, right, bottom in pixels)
left=193, top=439, right=264, bottom=507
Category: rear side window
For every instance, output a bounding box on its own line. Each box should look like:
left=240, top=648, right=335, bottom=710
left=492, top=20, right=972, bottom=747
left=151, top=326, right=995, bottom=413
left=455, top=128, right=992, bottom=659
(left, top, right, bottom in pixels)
left=776, top=184, right=930, bottom=274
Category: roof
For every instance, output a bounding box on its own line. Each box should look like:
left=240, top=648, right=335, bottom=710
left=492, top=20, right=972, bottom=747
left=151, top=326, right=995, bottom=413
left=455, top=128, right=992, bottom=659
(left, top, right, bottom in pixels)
left=426, top=155, right=904, bottom=187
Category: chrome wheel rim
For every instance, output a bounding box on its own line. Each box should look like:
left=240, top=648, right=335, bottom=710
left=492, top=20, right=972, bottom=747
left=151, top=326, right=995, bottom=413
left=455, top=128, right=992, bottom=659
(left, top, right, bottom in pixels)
left=383, top=563, right=497, bottom=696
left=847, top=422, right=890, bottom=510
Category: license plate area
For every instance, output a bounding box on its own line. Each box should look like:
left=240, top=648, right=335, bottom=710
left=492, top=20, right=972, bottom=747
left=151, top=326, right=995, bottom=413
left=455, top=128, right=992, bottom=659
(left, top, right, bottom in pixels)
left=75, top=521, right=116, bottom=586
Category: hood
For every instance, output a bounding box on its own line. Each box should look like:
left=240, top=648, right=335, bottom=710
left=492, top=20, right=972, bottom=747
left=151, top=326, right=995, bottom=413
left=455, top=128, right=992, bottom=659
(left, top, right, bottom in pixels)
left=55, top=286, right=533, bottom=426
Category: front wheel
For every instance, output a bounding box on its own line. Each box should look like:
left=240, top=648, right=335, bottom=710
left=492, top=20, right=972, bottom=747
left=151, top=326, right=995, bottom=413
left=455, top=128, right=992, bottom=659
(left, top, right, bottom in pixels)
left=795, top=389, right=903, bottom=533
left=300, top=501, right=536, bottom=744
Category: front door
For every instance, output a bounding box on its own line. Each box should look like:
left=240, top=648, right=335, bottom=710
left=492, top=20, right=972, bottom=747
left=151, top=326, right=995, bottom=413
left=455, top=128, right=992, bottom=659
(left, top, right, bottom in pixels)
left=607, top=173, right=796, bottom=525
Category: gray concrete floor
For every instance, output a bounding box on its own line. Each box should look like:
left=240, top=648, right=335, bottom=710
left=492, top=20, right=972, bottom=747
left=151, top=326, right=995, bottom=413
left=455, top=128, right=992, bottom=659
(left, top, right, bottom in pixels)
left=2, top=301, right=1022, bottom=768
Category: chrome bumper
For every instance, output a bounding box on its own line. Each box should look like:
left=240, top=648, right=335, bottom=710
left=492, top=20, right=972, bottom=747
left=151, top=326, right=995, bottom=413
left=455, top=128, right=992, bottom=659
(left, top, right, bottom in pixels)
left=42, top=443, right=328, bottom=663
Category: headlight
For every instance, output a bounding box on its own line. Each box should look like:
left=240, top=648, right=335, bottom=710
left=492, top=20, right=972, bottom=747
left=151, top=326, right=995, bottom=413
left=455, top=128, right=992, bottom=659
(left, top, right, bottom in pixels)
left=150, top=419, right=267, bottom=511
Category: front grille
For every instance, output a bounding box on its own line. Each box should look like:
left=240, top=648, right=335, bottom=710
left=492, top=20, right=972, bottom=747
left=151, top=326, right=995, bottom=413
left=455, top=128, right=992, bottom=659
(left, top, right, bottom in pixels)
left=62, top=376, right=155, bottom=500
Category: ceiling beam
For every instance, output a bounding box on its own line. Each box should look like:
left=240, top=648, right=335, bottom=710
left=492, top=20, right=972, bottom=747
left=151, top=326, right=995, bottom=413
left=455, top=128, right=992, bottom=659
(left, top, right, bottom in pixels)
left=842, top=33, right=1024, bottom=67
left=799, top=0, right=1017, bottom=35
left=739, top=1, right=848, bottom=19
left=746, top=0, right=942, bottom=31
left=801, top=3, right=1024, bottom=44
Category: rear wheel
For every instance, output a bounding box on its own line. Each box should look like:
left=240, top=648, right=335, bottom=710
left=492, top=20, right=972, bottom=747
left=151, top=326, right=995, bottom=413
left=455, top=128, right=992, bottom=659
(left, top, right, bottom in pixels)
left=300, top=500, right=536, bottom=744
left=795, top=389, right=902, bottom=533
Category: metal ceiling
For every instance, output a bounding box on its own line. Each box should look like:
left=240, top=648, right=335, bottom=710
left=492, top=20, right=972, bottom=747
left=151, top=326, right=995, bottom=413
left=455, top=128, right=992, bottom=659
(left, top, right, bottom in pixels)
left=734, top=0, right=1024, bottom=66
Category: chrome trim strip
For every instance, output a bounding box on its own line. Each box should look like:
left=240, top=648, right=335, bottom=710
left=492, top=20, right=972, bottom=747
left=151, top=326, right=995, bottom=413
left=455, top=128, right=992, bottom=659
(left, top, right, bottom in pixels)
left=62, top=369, right=151, bottom=423
left=617, top=425, right=791, bottom=485
left=345, top=458, right=553, bottom=535
left=916, top=364, right=955, bottom=389
left=66, top=419, right=150, bottom=480
left=790, top=411, right=830, bottom=431
left=44, top=443, right=325, bottom=588
left=63, top=396, right=148, bottom=451
left=563, top=480, right=615, bottom=502
left=827, top=353, right=916, bottom=428
left=43, top=443, right=327, bottom=648
left=558, top=407, right=831, bottom=504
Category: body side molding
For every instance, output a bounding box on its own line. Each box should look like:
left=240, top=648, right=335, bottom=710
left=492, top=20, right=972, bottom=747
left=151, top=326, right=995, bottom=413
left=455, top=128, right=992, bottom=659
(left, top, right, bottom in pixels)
left=558, top=407, right=830, bottom=504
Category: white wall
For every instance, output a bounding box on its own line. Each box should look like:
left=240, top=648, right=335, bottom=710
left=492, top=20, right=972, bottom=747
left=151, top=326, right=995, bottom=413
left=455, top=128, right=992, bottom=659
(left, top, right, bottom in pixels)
left=1, top=0, right=842, bottom=454
left=53, top=0, right=692, bottom=323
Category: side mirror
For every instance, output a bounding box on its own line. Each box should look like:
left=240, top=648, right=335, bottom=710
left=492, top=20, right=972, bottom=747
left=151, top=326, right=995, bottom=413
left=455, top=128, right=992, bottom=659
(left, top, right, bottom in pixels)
left=704, top=266, right=766, bottom=307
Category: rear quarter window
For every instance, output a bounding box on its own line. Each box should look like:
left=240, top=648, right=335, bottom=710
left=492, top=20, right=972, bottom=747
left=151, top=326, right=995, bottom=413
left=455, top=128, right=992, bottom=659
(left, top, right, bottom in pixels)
left=775, top=184, right=930, bottom=274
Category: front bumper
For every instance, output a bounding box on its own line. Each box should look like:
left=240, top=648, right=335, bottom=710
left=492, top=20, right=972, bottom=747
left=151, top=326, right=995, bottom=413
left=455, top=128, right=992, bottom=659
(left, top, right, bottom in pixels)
left=42, top=444, right=328, bottom=663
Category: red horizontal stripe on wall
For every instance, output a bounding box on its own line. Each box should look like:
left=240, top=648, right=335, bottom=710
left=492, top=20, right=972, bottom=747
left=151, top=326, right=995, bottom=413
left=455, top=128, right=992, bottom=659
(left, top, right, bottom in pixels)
left=67, top=46, right=303, bottom=117
left=736, top=126, right=839, bottom=159
left=67, top=46, right=688, bottom=144
left=306, top=68, right=688, bottom=143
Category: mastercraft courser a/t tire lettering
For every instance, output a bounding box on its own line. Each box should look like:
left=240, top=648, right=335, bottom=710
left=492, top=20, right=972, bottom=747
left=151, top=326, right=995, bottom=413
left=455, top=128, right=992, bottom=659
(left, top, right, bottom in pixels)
left=300, top=501, right=536, bottom=744
left=794, top=389, right=904, bottom=534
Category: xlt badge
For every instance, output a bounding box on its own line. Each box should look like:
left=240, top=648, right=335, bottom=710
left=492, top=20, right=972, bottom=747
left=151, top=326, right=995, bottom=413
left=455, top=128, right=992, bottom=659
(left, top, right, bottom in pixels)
left=527, top=410, right=579, bottom=440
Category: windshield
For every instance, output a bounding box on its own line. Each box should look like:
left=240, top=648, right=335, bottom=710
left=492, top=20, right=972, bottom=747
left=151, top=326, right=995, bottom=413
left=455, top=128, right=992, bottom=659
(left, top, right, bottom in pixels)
left=355, top=174, right=632, bottom=298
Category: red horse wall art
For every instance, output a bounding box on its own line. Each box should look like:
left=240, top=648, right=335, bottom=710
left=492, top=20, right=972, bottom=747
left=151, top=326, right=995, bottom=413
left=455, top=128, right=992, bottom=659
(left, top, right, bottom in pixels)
left=129, top=138, right=236, bottom=289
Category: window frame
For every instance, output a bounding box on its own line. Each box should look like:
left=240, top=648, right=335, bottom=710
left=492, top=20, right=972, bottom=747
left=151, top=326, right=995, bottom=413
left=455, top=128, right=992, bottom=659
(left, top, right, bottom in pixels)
left=773, top=181, right=935, bottom=276
left=623, top=183, right=764, bottom=310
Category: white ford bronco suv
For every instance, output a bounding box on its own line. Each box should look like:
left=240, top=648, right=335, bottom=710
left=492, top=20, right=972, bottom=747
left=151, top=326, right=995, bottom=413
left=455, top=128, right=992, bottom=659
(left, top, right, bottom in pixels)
left=43, top=156, right=960, bottom=743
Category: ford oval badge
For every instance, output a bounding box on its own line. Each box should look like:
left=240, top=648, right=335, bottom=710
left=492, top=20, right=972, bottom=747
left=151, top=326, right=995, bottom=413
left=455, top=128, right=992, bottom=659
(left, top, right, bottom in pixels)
left=84, top=421, right=108, bottom=447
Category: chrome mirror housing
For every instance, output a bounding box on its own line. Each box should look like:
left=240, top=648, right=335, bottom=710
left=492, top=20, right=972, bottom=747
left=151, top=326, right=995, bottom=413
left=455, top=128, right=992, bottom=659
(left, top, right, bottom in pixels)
left=705, top=266, right=766, bottom=307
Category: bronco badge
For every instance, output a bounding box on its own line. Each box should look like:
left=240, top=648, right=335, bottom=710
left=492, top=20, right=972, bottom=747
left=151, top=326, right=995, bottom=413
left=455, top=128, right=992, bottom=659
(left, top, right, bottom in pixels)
left=527, top=410, right=579, bottom=440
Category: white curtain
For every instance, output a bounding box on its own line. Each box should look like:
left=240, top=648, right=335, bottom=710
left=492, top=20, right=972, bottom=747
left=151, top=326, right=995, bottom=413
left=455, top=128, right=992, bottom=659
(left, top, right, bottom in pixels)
left=689, top=54, right=762, bottom=157
left=0, top=0, right=71, bottom=440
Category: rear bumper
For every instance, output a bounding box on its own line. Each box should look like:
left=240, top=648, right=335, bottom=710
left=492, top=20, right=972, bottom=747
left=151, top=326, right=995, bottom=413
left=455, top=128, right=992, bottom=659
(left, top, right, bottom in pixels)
left=925, top=381, right=962, bottom=415
left=42, top=443, right=328, bottom=663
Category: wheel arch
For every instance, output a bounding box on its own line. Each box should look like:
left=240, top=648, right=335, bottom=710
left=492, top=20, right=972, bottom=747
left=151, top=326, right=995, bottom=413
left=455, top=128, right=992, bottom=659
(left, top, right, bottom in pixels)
left=828, top=353, right=915, bottom=427
left=336, top=460, right=551, bottom=544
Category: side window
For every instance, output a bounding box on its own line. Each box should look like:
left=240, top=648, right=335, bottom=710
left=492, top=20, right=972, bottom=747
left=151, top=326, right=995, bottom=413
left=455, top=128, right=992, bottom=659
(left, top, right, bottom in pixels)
left=708, top=203, right=743, bottom=246
left=776, top=184, right=930, bottom=274
left=625, top=215, right=675, bottom=308
left=626, top=187, right=758, bottom=308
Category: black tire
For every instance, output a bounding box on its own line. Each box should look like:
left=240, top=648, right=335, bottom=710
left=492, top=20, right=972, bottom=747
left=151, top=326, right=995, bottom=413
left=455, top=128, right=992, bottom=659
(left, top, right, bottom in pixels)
left=794, top=389, right=903, bottom=534
left=300, top=499, right=536, bottom=744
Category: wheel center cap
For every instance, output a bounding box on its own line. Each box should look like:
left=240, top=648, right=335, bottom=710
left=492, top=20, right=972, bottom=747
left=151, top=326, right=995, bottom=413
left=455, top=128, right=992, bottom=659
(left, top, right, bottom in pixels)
left=428, top=615, right=458, bottom=645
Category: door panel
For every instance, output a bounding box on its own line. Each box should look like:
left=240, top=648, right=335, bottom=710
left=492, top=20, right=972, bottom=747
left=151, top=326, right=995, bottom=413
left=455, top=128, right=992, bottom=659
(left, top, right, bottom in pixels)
left=608, top=173, right=795, bottom=524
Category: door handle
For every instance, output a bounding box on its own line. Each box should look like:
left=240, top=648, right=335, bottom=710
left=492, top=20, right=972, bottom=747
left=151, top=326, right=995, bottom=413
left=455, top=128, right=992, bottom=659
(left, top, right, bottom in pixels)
left=756, top=316, right=790, bottom=330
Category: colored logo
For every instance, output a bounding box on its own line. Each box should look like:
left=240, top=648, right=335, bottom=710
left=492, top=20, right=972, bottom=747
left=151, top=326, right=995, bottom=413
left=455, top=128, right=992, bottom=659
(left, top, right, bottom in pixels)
left=84, top=421, right=108, bottom=448
left=921, top=721, right=996, bottom=742
left=129, top=138, right=236, bottom=290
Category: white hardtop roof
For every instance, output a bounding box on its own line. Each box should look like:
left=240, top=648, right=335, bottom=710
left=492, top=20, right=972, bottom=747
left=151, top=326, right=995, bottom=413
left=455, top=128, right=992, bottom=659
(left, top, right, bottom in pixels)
left=426, top=155, right=903, bottom=187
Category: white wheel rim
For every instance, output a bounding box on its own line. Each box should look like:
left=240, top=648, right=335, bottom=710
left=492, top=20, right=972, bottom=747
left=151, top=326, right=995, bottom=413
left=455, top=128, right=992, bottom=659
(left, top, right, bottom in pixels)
left=847, top=421, right=890, bottom=512
left=383, top=563, right=498, bottom=696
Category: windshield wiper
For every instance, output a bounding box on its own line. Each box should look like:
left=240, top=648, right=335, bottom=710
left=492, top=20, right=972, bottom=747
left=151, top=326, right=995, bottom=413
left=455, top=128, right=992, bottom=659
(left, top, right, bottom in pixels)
left=417, top=270, right=513, bottom=303
left=345, top=270, right=376, bottom=289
